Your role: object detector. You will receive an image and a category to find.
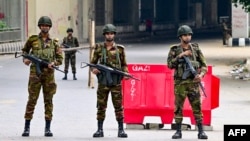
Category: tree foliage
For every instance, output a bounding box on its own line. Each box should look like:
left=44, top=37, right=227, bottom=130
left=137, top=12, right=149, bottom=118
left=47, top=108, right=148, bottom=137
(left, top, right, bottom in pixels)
left=232, top=0, right=250, bottom=12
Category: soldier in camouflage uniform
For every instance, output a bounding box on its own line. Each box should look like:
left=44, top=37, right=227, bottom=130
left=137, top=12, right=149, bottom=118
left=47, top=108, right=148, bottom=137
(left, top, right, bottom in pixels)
left=221, top=19, right=231, bottom=45
left=62, top=28, right=79, bottom=80
left=167, top=25, right=208, bottom=139
left=90, top=24, right=128, bottom=138
left=21, top=16, right=63, bottom=137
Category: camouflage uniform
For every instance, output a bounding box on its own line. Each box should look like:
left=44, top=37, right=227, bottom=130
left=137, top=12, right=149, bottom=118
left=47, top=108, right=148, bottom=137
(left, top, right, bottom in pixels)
left=22, top=33, right=63, bottom=120
left=167, top=24, right=208, bottom=139
left=21, top=15, right=63, bottom=137
left=167, top=43, right=207, bottom=139
left=221, top=21, right=231, bottom=45
left=167, top=43, right=207, bottom=124
left=91, top=42, right=128, bottom=122
left=63, top=36, right=79, bottom=74
left=91, top=23, right=128, bottom=138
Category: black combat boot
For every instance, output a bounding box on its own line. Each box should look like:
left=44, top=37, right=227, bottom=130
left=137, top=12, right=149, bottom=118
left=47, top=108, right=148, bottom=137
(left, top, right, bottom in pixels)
left=172, top=123, right=182, bottom=139
left=22, top=120, right=31, bottom=137
left=62, top=72, right=67, bottom=80
left=197, top=123, right=208, bottom=139
left=73, top=73, right=77, bottom=80
left=118, top=121, right=128, bottom=138
left=93, top=121, right=104, bottom=137
left=44, top=120, right=53, bottom=137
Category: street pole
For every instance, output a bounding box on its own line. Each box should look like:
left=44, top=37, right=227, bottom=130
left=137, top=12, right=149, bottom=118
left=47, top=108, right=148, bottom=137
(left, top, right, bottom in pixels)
left=88, top=20, right=95, bottom=88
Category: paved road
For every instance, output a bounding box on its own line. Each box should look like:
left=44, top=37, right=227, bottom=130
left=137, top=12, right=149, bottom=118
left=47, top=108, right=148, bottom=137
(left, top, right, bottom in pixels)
left=1, top=36, right=250, bottom=141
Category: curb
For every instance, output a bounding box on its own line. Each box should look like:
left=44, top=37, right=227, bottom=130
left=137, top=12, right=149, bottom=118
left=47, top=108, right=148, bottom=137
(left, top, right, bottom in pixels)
left=228, top=37, right=250, bottom=47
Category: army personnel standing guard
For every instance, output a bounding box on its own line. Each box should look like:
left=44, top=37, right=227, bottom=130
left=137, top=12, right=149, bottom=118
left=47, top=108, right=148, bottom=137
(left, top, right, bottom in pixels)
left=167, top=25, right=208, bottom=139
left=90, top=24, right=128, bottom=138
left=21, top=16, right=63, bottom=137
left=62, top=28, right=79, bottom=80
left=221, top=19, right=231, bottom=45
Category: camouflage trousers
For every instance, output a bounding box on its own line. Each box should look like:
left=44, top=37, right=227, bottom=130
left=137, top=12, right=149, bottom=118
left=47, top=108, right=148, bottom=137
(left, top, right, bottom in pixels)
left=96, top=83, right=124, bottom=122
left=64, top=53, right=76, bottom=73
left=222, top=32, right=227, bottom=45
left=24, top=68, right=57, bottom=120
left=174, top=81, right=203, bottom=124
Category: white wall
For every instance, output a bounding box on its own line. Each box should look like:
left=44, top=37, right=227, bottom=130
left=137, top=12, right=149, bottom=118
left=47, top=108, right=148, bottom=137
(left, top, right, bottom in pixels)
left=27, top=0, right=79, bottom=40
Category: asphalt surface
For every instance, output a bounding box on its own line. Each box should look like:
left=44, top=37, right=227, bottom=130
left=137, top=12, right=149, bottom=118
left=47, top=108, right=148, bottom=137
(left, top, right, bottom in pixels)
left=1, top=36, right=250, bottom=141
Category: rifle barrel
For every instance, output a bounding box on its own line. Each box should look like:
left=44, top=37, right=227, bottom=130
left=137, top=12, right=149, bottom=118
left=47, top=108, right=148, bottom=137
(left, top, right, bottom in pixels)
left=81, top=62, right=140, bottom=81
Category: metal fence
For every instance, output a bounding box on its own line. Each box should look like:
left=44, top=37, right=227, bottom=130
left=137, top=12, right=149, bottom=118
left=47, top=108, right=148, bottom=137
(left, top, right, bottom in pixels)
left=0, top=0, right=25, bottom=54
left=0, top=41, right=24, bottom=54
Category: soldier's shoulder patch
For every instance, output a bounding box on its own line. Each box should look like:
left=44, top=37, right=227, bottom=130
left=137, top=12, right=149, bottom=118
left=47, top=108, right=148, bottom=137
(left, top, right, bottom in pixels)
left=191, top=43, right=199, bottom=47
left=170, top=44, right=179, bottom=49
left=191, top=43, right=200, bottom=50
left=53, top=38, right=59, bottom=42
left=116, top=44, right=125, bottom=50
left=95, top=42, right=104, bottom=48
left=53, top=38, right=60, bottom=44
left=94, top=43, right=104, bottom=50
left=28, top=35, right=39, bottom=42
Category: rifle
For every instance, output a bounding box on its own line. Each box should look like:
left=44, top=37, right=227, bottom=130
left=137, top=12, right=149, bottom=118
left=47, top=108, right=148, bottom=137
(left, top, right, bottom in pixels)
left=61, top=44, right=81, bottom=53
left=81, top=62, right=140, bottom=85
left=180, top=56, right=207, bottom=97
left=15, top=52, right=65, bottom=76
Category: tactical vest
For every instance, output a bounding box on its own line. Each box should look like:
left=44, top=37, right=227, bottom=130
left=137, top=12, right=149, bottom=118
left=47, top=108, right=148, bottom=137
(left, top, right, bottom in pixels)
left=175, top=43, right=200, bottom=79
left=64, top=37, right=77, bottom=54
left=96, top=43, right=123, bottom=86
left=64, top=37, right=76, bottom=47
left=30, top=36, right=56, bottom=63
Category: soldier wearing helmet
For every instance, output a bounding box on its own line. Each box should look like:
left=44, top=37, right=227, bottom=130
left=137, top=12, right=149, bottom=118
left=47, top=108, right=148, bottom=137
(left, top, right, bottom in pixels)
left=102, top=24, right=117, bottom=35
left=221, top=19, right=231, bottom=45
left=90, top=24, right=128, bottom=138
left=167, top=25, right=208, bottom=139
left=37, top=16, right=52, bottom=33
left=21, top=16, right=63, bottom=137
left=62, top=27, right=79, bottom=80
left=177, top=25, right=193, bottom=36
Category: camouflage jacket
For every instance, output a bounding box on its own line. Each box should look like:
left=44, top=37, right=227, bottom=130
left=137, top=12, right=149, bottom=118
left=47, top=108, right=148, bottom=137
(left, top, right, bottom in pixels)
left=63, top=36, right=79, bottom=54
left=167, top=43, right=207, bottom=82
left=22, top=33, right=63, bottom=67
left=91, top=42, right=128, bottom=73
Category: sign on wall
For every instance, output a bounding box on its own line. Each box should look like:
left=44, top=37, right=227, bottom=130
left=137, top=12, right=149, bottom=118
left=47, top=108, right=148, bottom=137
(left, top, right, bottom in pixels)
left=232, top=3, right=249, bottom=38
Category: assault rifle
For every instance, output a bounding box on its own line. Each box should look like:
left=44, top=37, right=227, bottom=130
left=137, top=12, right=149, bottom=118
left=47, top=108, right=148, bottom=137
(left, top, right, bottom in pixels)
left=81, top=62, right=140, bottom=84
left=180, top=56, right=207, bottom=97
left=62, top=44, right=71, bottom=49
left=61, top=44, right=81, bottom=53
left=15, top=52, right=65, bottom=76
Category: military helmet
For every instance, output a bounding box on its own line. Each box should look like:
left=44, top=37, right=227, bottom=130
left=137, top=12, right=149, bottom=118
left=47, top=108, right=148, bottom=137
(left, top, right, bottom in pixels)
left=177, top=25, right=193, bottom=37
left=67, top=28, right=73, bottom=33
left=103, top=24, right=116, bottom=35
left=38, top=16, right=52, bottom=27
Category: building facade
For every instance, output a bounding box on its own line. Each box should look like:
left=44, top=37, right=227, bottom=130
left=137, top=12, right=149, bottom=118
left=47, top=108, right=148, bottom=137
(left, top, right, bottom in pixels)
left=0, top=0, right=232, bottom=43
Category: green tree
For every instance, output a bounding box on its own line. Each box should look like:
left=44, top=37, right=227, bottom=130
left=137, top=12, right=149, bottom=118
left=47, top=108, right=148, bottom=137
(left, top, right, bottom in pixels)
left=232, top=0, right=250, bottom=12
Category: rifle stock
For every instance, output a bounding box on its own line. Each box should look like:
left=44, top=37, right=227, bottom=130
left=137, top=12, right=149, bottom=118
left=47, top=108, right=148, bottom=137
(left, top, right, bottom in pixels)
left=15, top=52, right=65, bottom=76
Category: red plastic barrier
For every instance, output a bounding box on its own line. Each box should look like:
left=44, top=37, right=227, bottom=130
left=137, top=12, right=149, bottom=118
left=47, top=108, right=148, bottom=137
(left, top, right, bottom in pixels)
left=122, top=64, right=220, bottom=126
